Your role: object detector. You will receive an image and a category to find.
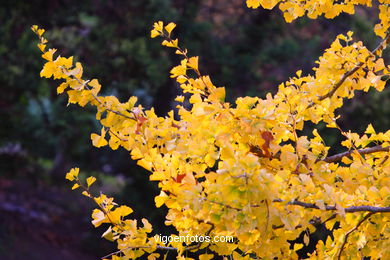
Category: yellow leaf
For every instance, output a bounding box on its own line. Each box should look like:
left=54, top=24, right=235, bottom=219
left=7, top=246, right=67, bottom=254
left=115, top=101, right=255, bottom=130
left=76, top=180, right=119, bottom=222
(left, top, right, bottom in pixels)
left=150, top=29, right=160, bottom=38
left=137, top=159, right=153, bottom=171
left=88, top=79, right=101, bottom=95
left=91, top=128, right=108, bottom=148
left=101, top=226, right=114, bottom=241
left=42, top=48, right=56, bottom=61
left=175, top=95, right=185, bottom=102
left=126, top=96, right=138, bottom=109
left=246, top=0, right=261, bottom=9
left=148, top=253, right=160, bottom=260
left=209, top=87, right=225, bottom=102
left=57, top=82, right=68, bottom=94
left=155, top=191, right=168, bottom=207
left=37, top=28, right=45, bottom=37
left=118, top=205, right=133, bottom=217
left=92, top=209, right=107, bottom=227
left=153, top=21, right=163, bottom=32
left=142, top=218, right=152, bottom=232
left=40, top=61, right=56, bottom=78
left=71, top=183, right=80, bottom=190
left=65, top=167, right=79, bottom=181
left=199, top=254, right=214, bottom=260
left=188, top=56, right=199, bottom=71
left=365, top=124, right=376, bottom=135
left=82, top=191, right=91, bottom=198
left=164, top=22, right=176, bottom=35
left=109, top=135, right=120, bottom=150
left=162, top=39, right=178, bottom=48
left=86, top=176, right=96, bottom=187
left=109, top=205, right=133, bottom=223
left=37, top=43, right=46, bottom=52
left=293, top=243, right=303, bottom=251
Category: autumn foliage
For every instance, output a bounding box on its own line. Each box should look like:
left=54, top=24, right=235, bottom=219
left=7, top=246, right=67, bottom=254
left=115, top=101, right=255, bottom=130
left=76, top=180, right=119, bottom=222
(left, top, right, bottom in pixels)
left=32, top=0, right=390, bottom=259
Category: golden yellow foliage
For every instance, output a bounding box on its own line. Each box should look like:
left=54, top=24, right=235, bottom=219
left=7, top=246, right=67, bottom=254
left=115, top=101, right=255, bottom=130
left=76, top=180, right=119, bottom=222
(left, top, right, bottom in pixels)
left=32, top=1, right=390, bottom=259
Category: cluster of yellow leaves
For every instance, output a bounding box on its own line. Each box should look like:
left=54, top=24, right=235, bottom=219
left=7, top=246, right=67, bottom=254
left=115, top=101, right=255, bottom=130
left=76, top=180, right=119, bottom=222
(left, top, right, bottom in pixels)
left=32, top=4, right=390, bottom=259
left=246, top=0, right=390, bottom=38
left=64, top=167, right=161, bottom=259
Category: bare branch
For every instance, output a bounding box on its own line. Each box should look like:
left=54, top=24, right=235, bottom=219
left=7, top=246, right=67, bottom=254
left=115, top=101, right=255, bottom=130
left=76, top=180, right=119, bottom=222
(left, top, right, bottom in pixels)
left=323, top=145, right=389, bottom=163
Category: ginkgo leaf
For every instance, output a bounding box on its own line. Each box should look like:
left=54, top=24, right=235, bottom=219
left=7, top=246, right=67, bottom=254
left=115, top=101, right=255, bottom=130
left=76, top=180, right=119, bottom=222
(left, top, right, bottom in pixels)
left=246, top=0, right=261, bottom=9
left=71, top=183, right=80, bottom=190
left=86, top=176, right=96, bottom=187
left=82, top=191, right=91, bottom=197
left=91, top=209, right=107, bottom=227
left=65, top=167, right=79, bottom=181
left=40, top=62, right=56, bottom=78
left=91, top=128, right=108, bottom=147
left=293, top=243, right=304, bottom=251
left=365, top=124, right=376, bottom=134
left=101, top=226, right=114, bottom=241
left=164, top=22, right=176, bottom=35
left=199, top=254, right=214, bottom=260
left=34, top=12, right=390, bottom=259
left=188, top=56, right=199, bottom=71
left=155, top=191, right=168, bottom=208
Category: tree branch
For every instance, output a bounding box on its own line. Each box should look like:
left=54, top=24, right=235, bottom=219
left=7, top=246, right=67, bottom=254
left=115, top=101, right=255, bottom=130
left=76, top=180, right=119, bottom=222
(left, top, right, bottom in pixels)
left=308, top=32, right=390, bottom=108
left=273, top=199, right=390, bottom=213
left=323, top=145, right=389, bottom=163
left=61, top=67, right=136, bottom=121
left=337, top=212, right=375, bottom=260
left=205, top=197, right=390, bottom=213
left=101, top=245, right=178, bottom=259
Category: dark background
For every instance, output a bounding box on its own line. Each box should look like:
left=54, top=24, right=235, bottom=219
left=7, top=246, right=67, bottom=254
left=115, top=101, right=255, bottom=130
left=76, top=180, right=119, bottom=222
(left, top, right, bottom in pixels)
left=0, top=0, right=389, bottom=259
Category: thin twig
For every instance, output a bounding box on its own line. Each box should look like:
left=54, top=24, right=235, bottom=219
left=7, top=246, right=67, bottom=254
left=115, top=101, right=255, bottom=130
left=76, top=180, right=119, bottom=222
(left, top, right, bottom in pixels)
left=337, top=212, right=375, bottom=260
left=62, top=67, right=136, bottom=121
left=204, top=197, right=390, bottom=213
left=101, top=245, right=177, bottom=259
left=107, top=128, right=128, bottom=142
left=272, top=199, right=390, bottom=213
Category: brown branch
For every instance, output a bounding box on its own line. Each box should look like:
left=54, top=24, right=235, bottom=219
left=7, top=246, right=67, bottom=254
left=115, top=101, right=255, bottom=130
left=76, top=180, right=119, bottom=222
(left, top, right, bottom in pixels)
left=316, top=63, right=363, bottom=103
left=272, top=199, right=390, bottom=213
left=323, top=145, right=389, bottom=163
left=205, top=197, right=390, bottom=213
left=308, top=32, right=390, bottom=108
left=101, top=245, right=177, bottom=259
left=107, top=128, right=128, bottom=142
left=337, top=212, right=375, bottom=260
left=251, top=144, right=388, bottom=163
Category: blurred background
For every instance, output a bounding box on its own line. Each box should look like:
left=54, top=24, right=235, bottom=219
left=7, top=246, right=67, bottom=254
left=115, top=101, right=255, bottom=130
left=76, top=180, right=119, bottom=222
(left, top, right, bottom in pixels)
left=0, top=0, right=389, bottom=259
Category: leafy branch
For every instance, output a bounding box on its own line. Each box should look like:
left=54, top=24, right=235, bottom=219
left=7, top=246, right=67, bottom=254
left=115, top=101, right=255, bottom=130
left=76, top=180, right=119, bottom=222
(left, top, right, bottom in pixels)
left=323, top=145, right=390, bottom=163
left=337, top=212, right=375, bottom=259
left=273, top=199, right=390, bottom=213
left=308, top=31, right=390, bottom=108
